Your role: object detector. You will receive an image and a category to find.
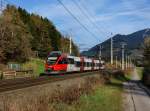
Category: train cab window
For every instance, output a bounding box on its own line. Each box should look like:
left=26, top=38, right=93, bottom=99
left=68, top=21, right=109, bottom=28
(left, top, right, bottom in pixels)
left=48, top=52, right=61, bottom=57
left=68, top=58, right=74, bottom=64
left=47, top=57, right=58, bottom=65
left=58, top=58, right=68, bottom=64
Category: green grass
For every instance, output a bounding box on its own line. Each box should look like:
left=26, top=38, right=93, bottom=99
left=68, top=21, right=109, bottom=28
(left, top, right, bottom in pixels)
left=124, top=69, right=133, bottom=80
left=125, top=73, right=131, bottom=80
left=77, top=86, right=123, bottom=111
left=55, top=78, right=123, bottom=111
left=136, top=67, right=143, bottom=79
left=22, top=58, right=45, bottom=76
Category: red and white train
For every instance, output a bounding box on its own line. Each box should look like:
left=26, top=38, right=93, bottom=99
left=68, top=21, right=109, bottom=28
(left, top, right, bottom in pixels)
left=45, top=51, right=105, bottom=74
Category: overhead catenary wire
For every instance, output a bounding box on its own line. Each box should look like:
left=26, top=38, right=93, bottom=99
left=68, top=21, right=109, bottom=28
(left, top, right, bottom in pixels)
left=78, top=0, right=113, bottom=36
left=3, top=0, right=14, bottom=5
left=56, top=0, right=100, bottom=41
left=0, top=0, right=6, bottom=12
left=75, top=0, right=114, bottom=60
left=0, top=0, right=15, bottom=12
left=71, top=0, right=106, bottom=37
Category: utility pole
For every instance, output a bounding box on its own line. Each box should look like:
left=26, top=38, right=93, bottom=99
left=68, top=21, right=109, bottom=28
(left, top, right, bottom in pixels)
left=111, top=36, right=113, bottom=64
left=115, top=56, right=117, bottom=69
left=130, top=57, right=132, bottom=68
left=126, top=55, right=128, bottom=69
left=99, top=44, right=102, bottom=61
left=128, top=56, right=130, bottom=68
left=69, top=36, right=72, bottom=55
left=121, top=43, right=126, bottom=70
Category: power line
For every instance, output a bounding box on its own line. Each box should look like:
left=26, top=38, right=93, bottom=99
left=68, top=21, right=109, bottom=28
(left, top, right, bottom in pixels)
left=0, top=0, right=5, bottom=12
left=0, top=0, right=2, bottom=11
left=56, top=0, right=99, bottom=41
left=71, top=0, right=106, bottom=36
left=111, top=36, right=113, bottom=64
left=3, top=0, right=14, bottom=5
left=78, top=0, right=112, bottom=36
left=0, top=0, right=15, bottom=12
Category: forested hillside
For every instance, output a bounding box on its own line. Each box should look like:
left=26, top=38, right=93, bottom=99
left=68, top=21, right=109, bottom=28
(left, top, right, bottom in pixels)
left=0, top=5, right=79, bottom=63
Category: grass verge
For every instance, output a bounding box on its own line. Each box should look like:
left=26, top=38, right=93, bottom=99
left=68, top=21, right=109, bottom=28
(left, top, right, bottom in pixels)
left=22, top=58, right=45, bottom=76
left=0, top=71, right=125, bottom=111
left=136, top=67, right=143, bottom=79
left=54, top=74, right=124, bottom=111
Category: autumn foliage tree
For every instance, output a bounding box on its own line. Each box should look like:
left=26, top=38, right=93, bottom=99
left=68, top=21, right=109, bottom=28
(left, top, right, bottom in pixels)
left=0, top=5, right=32, bottom=63
left=0, top=5, right=79, bottom=63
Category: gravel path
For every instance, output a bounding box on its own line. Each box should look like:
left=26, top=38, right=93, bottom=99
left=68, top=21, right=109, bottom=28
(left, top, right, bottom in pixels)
left=123, top=68, right=150, bottom=111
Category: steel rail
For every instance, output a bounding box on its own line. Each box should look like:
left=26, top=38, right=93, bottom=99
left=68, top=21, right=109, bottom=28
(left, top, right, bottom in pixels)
left=0, top=71, right=99, bottom=93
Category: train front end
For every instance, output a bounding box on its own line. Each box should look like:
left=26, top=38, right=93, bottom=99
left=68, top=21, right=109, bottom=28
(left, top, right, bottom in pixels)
left=45, top=51, right=67, bottom=74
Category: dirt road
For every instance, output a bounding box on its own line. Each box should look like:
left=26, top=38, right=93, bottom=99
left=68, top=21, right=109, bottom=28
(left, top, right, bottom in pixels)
left=123, top=68, right=150, bottom=111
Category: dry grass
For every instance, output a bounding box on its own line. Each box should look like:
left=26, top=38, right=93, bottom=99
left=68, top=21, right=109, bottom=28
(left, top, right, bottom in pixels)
left=50, top=76, right=104, bottom=105
left=0, top=75, right=104, bottom=111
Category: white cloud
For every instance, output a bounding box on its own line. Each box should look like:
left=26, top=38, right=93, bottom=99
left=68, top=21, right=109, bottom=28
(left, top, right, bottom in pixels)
left=28, top=0, right=150, bottom=49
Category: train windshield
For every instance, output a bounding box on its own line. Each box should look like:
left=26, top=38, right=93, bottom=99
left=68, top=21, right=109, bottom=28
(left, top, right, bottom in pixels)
left=48, top=51, right=61, bottom=57
left=47, top=57, right=58, bottom=65
left=47, top=51, right=61, bottom=65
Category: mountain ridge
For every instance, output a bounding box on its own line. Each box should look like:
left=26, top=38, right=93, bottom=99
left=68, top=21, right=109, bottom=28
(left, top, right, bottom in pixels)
left=81, top=28, right=150, bottom=61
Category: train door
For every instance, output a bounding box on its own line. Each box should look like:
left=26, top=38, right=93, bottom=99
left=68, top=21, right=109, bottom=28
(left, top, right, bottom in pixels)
left=80, top=57, right=84, bottom=72
left=67, top=58, right=75, bottom=72
left=92, top=59, right=94, bottom=71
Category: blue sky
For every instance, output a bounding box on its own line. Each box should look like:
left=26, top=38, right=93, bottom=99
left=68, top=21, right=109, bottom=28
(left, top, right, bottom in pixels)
left=5, top=0, right=150, bottom=51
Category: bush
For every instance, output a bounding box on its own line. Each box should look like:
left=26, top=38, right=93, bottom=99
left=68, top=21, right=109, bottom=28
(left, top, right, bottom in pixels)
left=22, top=58, right=45, bottom=76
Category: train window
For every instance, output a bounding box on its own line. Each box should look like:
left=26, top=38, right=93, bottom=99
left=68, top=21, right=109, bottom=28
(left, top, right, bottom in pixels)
left=90, top=62, right=92, bottom=67
left=88, top=62, right=90, bottom=67
left=75, top=61, right=80, bottom=67
left=68, top=58, right=74, bottom=64
left=83, top=62, right=86, bottom=67
left=87, top=62, right=89, bottom=67
left=58, top=58, right=68, bottom=64
left=89, top=62, right=91, bottom=67
left=99, top=63, right=102, bottom=67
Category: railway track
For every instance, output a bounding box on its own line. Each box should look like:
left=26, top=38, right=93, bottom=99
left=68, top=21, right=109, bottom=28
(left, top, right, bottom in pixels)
left=0, top=71, right=99, bottom=93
